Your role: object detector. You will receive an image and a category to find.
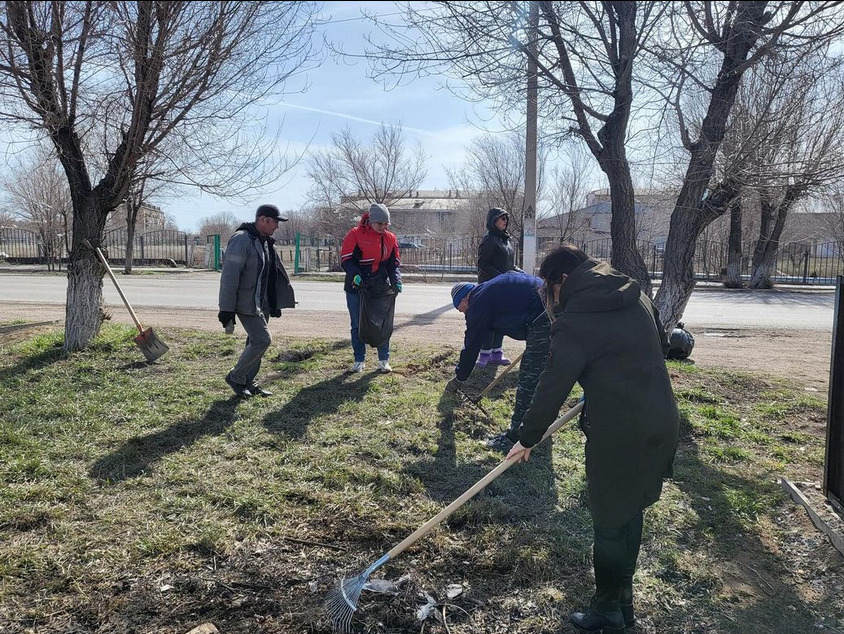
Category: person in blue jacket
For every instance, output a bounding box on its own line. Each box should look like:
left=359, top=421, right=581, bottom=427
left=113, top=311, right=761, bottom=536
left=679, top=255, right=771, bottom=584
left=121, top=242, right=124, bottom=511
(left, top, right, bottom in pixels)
left=449, top=272, right=550, bottom=452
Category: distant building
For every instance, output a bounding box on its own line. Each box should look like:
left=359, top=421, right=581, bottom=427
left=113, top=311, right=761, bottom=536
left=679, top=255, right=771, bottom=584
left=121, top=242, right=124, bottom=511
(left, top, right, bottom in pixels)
left=337, top=190, right=472, bottom=243
left=538, top=189, right=674, bottom=252
left=105, top=202, right=167, bottom=234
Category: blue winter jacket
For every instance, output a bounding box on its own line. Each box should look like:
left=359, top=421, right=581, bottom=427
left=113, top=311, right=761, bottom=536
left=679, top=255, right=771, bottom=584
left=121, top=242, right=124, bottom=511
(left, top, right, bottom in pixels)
left=456, top=272, right=545, bottom=380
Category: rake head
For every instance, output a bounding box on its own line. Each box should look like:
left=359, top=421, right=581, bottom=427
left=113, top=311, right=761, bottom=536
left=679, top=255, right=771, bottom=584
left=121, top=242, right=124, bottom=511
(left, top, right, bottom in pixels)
left=324, top=572, right=368, bottom=633
left=455, top=386, right=493, bottom=420
left=325, top=553, right=390, bottom=633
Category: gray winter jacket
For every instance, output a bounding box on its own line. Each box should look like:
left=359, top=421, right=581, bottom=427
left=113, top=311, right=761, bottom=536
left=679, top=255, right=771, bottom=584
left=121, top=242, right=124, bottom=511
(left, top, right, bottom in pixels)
left=218, top=223, right=295, bottom=315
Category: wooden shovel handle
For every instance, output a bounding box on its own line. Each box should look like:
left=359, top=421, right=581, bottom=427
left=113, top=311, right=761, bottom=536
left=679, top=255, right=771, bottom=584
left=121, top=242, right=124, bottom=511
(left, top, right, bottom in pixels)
left=86, top=241, right=145, bottom=334
left=476, top=351, right=524, bottom=401
left=386, top=400, right=584, bottom=560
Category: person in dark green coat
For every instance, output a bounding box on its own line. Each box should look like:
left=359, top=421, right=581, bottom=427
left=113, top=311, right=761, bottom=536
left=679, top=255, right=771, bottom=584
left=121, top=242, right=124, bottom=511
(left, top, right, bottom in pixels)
left=506, top=245, right=679, bottom=633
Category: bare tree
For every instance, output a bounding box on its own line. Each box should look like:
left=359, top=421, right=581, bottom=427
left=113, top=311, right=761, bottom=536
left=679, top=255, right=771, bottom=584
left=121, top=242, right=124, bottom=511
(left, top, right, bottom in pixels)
left=0, top=1, right=319, bottom=350
left=546, top=142, right=593, bottom=244
left=197, top=211, right=240, bottom=245
left=4, top=146, right=72, bottom=270
left=696, top=43, right=844, bottom=288
left=747, top=64, right=844, bottom=287
left=650, top=1, right=844, bottom=327
left=367, top=2, right=669, bottom=293
left=447, top=130, right=548, bottom=258
left=306, top=122, right=427, bottom=237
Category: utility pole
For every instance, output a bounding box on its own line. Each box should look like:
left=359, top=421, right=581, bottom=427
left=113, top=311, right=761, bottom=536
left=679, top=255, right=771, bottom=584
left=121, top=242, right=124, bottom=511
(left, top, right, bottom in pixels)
left=523, top=0, right=538, bottom=274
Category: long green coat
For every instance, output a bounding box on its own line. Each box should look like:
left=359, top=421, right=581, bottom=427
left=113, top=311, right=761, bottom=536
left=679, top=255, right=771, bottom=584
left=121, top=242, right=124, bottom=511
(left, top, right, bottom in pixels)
left=519, top=259, right=679, bottom=528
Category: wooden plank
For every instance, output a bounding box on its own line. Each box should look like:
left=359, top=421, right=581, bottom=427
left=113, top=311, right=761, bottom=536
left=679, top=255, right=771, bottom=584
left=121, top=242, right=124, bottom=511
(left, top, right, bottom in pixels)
left=0, top=320, right=61, bottom=334
left=184, top=624, right=219, bottom=634
left=780, top=477, right=844, bottom=557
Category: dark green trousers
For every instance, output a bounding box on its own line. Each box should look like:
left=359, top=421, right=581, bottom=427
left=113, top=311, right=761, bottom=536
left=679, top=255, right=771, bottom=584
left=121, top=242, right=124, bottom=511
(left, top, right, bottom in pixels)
left=507, top=313, right=551, bottom=440
left=593, top=510, right=643, bottom=606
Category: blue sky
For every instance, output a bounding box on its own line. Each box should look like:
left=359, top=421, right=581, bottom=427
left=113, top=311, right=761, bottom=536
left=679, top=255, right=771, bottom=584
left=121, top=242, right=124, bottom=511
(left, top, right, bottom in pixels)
left=169, top=2, right=499, bottom=233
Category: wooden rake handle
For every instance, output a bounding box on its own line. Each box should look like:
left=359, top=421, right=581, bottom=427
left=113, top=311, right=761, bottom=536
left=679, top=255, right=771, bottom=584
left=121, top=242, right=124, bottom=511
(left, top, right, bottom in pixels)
left=475, top=351, right=524, bottom=401
left=386, top=400, right=584, bottom=560
left=84, top=240, right=145, bottom=334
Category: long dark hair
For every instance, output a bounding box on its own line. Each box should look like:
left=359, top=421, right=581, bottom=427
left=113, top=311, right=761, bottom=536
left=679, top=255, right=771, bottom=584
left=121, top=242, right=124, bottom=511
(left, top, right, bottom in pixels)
left=538, top=245, right=589, bottom=321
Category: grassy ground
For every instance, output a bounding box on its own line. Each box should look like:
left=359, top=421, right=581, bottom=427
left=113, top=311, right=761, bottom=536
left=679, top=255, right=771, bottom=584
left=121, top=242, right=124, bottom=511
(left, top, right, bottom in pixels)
left=0, top=324, right=841, bottom=634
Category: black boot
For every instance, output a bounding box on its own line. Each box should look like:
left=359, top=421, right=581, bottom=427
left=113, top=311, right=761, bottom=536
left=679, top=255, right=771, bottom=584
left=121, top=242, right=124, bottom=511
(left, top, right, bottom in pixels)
left=619, top=584, right=634, bottom=628
left=569, top=595, right=625, bottom=633
left=569, top=609, right=626, bottom=632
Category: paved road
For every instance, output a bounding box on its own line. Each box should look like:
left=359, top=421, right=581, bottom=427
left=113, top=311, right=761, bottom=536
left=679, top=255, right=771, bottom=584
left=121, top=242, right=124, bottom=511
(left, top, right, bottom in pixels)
left=0, top=272, right=835, bottom=331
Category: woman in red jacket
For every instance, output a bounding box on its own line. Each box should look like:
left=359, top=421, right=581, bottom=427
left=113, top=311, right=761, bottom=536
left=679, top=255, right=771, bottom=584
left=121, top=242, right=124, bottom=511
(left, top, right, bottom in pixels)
left=340, top=203, right=402, bottom=373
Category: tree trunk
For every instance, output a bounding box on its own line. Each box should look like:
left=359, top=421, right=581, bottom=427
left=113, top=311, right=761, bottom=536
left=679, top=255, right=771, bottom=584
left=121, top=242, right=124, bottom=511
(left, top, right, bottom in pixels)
left=749, top=188, right=798, bottom=289
left=124, top=221, right=136, bottom=275
left=63, top=195, right=108, bottom=353
left=748, top=248, right=777, bottom=288
left=725, top=197, right=743, bottom=288
left=654, top=3, right=768, bottom=330
left=604, top=156, right=651, bottom=296
left=655, top=207, right=702, bottom=329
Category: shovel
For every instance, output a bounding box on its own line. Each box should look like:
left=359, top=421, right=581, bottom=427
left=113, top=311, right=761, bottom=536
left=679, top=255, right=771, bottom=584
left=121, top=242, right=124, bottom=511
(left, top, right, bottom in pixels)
left=85, top=240, right=169, bottom=362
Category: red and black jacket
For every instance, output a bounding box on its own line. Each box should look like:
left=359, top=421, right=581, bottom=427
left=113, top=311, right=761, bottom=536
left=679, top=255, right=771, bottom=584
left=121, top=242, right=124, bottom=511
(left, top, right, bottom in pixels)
left=340, top=212, right=402, bottom=293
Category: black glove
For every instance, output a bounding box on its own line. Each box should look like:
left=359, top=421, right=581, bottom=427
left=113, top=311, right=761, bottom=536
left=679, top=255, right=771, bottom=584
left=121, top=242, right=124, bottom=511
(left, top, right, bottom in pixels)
left=269, top=308, right=281, bottom=318
left=218, top=311, right=236, bottom=327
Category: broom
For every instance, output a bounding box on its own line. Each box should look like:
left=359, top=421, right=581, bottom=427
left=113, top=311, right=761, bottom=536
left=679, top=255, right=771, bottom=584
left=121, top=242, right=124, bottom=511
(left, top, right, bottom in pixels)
left=324, top=399, right=585, bottom=632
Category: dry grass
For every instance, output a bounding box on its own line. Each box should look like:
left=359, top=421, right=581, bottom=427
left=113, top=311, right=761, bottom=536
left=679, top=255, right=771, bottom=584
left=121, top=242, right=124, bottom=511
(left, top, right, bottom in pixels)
left=0, top=324, right=841, bottom=634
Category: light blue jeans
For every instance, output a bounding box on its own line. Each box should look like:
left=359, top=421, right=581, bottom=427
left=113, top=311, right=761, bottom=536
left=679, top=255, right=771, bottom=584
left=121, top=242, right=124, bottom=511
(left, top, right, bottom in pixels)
left=346, top=292, right=390, bottom=362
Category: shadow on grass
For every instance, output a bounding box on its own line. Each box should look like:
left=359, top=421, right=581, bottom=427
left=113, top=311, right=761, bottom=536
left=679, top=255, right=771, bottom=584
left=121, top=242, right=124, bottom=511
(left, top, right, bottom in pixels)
left=270, top=339, right=350, bottom=380
left=263, top=371, right=376, bottom=438
left=400, top=383, right=559, bottom=521
left=0, top=343, right=64, bottom=385
left=665, top=421, right=827, bottom=633
left=89, top=396, right=241, bottom=483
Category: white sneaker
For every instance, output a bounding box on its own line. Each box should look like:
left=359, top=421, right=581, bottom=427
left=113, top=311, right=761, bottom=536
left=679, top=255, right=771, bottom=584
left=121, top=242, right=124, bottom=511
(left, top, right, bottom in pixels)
left=350, top=361, right=365, bottom=373
left=377, top=360, right=392, bottom=373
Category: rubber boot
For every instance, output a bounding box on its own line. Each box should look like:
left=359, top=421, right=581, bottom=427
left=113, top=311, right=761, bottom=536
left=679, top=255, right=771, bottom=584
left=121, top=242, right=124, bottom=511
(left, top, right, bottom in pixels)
left=620, top=584, right=634, bottom=629
left=569, top=594, right=625, bottom=632
left=489, top=349, right=511, bottom=365
left=476, top=351, right=491, bottom=367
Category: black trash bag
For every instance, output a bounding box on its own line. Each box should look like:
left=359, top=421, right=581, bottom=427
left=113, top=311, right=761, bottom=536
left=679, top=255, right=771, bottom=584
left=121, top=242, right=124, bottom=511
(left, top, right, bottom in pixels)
left=667, top=322, right=695, bottom=360
left=358, top=274, right=397, bottom=348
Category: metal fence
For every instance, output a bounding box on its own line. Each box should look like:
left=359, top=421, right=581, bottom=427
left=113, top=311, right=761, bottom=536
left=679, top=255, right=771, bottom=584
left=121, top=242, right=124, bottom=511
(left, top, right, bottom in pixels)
left=0, top=228, right=59, bottom=263
left=5, top=227, right=843, bottom=285
left=102, top=229, right=191, bottom=265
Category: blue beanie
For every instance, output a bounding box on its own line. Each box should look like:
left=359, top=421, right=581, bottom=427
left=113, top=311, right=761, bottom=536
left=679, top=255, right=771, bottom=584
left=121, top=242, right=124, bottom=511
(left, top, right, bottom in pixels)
left=451, top=282, right=476, bottom=308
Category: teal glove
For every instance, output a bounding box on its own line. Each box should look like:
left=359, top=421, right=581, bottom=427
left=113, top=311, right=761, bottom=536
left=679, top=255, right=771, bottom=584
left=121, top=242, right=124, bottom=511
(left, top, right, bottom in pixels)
left=353, top=274, right=362, bottom=288
left=395, top=281, right=403, bottom=293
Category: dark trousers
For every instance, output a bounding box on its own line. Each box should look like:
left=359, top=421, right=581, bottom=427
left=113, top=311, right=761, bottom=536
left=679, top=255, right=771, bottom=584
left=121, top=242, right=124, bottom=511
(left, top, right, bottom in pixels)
left=592, top=510, right=643, bottom=607
left=481, top=331, right=504, bottom=352
left=346, top=291, right=389, bottom=362
left=507, top=313, right=551, bottom=439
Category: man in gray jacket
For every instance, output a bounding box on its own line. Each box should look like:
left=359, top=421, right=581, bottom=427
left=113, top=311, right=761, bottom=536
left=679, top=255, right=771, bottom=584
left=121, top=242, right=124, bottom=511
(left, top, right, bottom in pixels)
left=218, top=204, right=295, bottom=397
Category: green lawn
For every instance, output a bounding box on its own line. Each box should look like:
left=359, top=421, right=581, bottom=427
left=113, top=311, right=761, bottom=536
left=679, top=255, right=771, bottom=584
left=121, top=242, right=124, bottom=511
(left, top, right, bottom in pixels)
left=0, top=324, right=840, bottom=634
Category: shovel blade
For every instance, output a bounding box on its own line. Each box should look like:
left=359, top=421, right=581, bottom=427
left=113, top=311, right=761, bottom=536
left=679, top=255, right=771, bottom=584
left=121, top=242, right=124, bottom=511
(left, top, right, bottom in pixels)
left=134, top=327, right=169, bottom=362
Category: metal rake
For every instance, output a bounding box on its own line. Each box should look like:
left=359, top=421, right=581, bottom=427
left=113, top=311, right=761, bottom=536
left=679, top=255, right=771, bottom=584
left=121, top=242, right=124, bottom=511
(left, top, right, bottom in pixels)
left=324, top=399, right=584, bottom=632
